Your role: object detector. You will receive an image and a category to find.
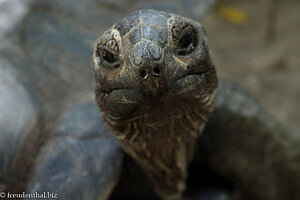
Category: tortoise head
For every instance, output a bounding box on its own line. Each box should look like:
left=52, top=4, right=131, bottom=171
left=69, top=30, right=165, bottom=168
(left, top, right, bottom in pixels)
left=93, top=9, right=218, bottom=144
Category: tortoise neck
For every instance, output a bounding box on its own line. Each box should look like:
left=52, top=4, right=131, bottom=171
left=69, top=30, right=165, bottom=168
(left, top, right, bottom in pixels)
left=104, top=94, right=215, bottom=145
left=102, top=95, right=216, bottom=199
left=121, top=136, right=198, bottom=199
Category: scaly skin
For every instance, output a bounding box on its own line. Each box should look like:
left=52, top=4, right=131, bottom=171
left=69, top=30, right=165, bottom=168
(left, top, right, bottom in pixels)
left=0, top=1, right=220, bottom=199
left=94, top=9, right=218, bottom=199
left=94, top=9, right=300, bottom=200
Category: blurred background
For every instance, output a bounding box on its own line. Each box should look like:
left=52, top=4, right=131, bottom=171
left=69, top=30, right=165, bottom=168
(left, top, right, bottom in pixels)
left=204, top=0, right=300, bottom=133
left=0, top=0, right=299, bottom=133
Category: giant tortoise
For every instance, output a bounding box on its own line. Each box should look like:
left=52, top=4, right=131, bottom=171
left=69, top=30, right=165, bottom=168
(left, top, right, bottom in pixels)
left=0, top=0, right=300, bottom=200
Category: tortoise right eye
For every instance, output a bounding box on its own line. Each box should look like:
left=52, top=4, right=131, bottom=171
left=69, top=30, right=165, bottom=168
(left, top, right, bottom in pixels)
left=96, top=48, right=120, bottom=68
left=101, top=49, right=117, bottom=63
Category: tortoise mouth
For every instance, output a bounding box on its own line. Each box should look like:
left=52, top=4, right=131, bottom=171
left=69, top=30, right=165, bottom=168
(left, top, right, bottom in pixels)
left=176, top=73, right=203, bottom=84
left=175, top=67, right=215, bottom=82
left=105, top=88, right=135, bottom=95
left=101, top=68, right=215, bottom=96
left=172, top=68, right=215, bottom=93
left=97, top=68, right=216, bottom=120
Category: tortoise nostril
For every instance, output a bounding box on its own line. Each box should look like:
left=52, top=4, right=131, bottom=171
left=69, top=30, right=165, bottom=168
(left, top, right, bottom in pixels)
left=141, top=70, right=147, bottom=79
left=153, top=67, right=161, bottom=76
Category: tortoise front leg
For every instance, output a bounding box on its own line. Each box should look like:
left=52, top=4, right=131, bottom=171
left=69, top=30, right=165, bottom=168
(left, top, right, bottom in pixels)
left=197, top=80, right=300, bottom=200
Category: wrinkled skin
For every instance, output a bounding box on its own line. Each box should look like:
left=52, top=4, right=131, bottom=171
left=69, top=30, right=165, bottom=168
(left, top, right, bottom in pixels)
left=94, top=9, right=218, bottom=199
left=0, top=1, right=300, bottom=200
left=0, top=1, right=226, bottom=199
left=94, top=9, right=300, bottom=200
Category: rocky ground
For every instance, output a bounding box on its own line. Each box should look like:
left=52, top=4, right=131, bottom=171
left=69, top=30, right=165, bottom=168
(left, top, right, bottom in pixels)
left=204, top=0, right=300, bottom=133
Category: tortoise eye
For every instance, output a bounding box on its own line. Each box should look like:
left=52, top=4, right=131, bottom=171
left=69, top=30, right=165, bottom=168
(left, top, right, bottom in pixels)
left=176, top=25, right=198, bottom=56
left=95, top=36, right=120, bottom=69
left=96, top=47, right=120, bottom=68
left=101, top=49, right=117, bottom=63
